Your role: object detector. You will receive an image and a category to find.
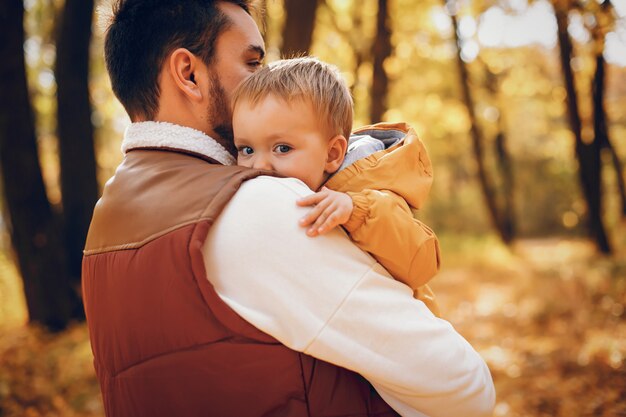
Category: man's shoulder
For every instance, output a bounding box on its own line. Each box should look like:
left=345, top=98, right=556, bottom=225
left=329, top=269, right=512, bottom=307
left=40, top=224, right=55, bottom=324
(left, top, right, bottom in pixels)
left=219, top=176, right=319, bottom=239
left=237, top=176, right=313, bottom=200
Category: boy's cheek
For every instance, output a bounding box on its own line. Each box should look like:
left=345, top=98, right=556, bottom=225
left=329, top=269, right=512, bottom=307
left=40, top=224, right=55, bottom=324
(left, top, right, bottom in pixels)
left=237, top=157, right=251, bottom=168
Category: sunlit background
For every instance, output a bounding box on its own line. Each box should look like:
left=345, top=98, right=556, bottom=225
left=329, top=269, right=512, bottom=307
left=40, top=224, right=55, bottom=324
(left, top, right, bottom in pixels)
left=1, top=0, right=625, bottom=416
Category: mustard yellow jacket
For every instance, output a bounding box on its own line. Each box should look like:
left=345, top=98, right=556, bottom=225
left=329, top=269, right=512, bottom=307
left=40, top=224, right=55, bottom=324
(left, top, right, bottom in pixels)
left=326, top=122, right=441, bottom=315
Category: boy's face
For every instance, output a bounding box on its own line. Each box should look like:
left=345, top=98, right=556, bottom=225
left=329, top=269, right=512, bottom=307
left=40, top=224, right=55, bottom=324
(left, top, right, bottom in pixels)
left=233, top=95, right=334, bottom=190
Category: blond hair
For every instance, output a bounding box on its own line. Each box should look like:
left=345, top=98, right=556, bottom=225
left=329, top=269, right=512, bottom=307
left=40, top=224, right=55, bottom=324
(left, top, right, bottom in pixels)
left=232, top=57, right=353, bottom=139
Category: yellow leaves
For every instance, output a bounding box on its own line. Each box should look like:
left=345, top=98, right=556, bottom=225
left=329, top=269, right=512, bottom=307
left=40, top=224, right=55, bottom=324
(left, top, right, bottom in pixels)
left=481, top=345, right=520, bottom=372
left=500, top=64, right=549, bottom=97
left=0, top=255, right=27, bottom=330
left=1, top=236, right=625, bottom=417
left=0, top=325, right=103, bottom=417
left=440, top=100, right=472, bottom=133
left=425, top=93, right=443, bottom=114
left=562, top=210, right=580, bottom=228
left=552, top=85, right=567, bottom=101
left=577, top=325, right=626, bottom=369
left=382, top=55, right=403, bottom=78
left=334, top=13, right=354, bottom=32
left=582, top=123, right=595, bottom=144
left=327, top=0, right=352, bottom=13
left=431, top=237, right=626, bottom=417
left=394, top=40, right=413, bottom=60
left=37, top=133, right=62, bottom=206
left=382, top=108, right=404, bottom=122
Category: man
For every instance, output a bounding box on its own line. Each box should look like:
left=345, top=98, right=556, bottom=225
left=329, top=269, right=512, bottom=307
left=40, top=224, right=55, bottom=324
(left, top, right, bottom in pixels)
left=82, top=1, right=495, bottom=416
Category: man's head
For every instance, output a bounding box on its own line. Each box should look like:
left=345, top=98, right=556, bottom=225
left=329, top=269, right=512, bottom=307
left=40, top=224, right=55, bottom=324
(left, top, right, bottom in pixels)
left=232, top=57, right=353, bottom=190
left=104, top=0, right=264, bottom=150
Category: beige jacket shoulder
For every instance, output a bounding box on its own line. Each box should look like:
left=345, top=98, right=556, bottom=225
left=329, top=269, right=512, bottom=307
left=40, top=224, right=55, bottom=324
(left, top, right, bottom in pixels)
left=325, top=122, right=441, bottom=295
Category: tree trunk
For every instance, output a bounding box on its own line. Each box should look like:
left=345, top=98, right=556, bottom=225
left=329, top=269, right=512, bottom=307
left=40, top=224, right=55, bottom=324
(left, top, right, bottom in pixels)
left=55, top=0, right=98, bottom=317
left=320, top=0, right=369, bottom=100
left=594, top=52, right=626, bottom=217
left=487, top=68, right=516, bottom=240
left=447, top=2, right=511, bottom=243
left=555, top=5, right=611, bottom=253
left=281, top=0, right=319, bottom=57
left=590, top=1, right=626, bottom=218
left=495, top=130, right=515, bottom=239
left=605, top=141, right=626, bottom=218
left=0, top=0, right=75, bottom=331
left=370, top=0, right=392, bottom=123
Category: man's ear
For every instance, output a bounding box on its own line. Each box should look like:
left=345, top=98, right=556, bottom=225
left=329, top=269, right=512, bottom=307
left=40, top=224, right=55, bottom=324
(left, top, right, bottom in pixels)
left=324, top=134, right=348, bottom=174
left=168, top=48, right=203, bottom=102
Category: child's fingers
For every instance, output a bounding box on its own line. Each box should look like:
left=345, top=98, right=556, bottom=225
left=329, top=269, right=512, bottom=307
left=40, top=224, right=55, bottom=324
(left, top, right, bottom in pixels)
left=316, top=213, right=341, bottom=235
left=307, top=205, right=338, bottom=236
left=316, top=197, right=352, bottom=235
left=296, top=190, right=327, bottom=207
left=299, top=197, right=331, bottom=227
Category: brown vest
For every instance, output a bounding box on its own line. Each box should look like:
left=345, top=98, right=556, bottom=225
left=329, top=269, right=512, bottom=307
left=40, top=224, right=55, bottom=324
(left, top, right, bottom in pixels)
left=82, top=149, right=399, bottom=417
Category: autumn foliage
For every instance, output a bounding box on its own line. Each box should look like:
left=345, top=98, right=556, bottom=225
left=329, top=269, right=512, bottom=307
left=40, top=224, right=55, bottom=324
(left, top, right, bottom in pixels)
left=1, top=0, right=626, bottom=415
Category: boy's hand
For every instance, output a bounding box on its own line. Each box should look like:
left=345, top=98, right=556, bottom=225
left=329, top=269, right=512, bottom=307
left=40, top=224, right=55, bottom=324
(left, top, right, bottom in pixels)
left=297, top=187, right=353, bottom=237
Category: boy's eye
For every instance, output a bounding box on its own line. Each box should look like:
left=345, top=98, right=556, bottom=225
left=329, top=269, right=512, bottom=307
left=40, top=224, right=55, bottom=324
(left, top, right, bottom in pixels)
left=248, top=61, right=262, bottom=69
left=274, top=144, right=292, bottom=154
left=238, top=146, right=254, bottom=156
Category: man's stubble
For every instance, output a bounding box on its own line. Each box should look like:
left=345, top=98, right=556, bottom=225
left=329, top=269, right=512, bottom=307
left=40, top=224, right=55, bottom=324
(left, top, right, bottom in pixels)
left=207, top=70, right=237, bottom=156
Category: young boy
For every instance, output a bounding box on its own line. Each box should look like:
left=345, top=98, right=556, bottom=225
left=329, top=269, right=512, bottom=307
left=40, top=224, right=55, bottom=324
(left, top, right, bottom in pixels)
left=231, top=57, right=441, bottom=315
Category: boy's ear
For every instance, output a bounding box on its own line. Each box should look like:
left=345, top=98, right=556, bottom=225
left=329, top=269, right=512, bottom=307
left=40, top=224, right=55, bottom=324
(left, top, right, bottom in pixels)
left=324, top=134, right=348, bottom=174
left=168, top=48, right=203, bottom=102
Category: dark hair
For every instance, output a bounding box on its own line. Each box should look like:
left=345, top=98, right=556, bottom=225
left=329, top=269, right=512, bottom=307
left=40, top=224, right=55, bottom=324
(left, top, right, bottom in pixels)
left=104, top=0, right=250, bottom=120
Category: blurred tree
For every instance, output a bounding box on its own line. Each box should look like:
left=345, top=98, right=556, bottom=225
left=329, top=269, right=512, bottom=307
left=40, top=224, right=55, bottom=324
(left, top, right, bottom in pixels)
left=588, top=0, right=626, bottom=218
left=370, top=0, right=391, bottom=122
left=484, top=65, right=516, bottom=240
left=281, top=0, right=320, bottom=56
left=258, top=0, right=268, bottom=34
left=554, top=0, right=611, bottom=253
left=318, top=0, right=372, bottom=117
left=0, top=0, right=77, bottom=331
left=55, top=0, right=98, bottom=319
left=446, top=0, right=514, bottom=243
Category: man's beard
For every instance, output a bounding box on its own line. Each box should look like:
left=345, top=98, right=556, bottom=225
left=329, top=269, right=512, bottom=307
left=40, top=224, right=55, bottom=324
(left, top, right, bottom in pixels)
left=207, top=71, right=237, bottom=156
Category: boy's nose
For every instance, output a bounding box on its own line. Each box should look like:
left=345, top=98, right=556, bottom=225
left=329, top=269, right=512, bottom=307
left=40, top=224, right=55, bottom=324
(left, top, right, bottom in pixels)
left=252, top=157, right=273, bottom=171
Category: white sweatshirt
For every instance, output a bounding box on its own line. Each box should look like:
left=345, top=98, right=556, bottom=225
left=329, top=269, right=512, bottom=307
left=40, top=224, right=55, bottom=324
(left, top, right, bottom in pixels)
left=202, top=175, right=496, bottom=417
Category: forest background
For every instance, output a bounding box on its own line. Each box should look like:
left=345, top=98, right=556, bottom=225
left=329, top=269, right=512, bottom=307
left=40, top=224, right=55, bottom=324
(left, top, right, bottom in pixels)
left=1, top=0, right=626, bottom=416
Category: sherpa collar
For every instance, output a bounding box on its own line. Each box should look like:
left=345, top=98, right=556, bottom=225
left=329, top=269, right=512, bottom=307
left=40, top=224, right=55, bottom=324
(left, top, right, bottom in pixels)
left=121, top=121, right=236, bottom=166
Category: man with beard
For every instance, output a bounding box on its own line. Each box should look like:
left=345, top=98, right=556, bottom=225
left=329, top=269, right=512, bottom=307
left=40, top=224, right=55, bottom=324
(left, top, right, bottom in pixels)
left=82, top=1, right=495, bottom=416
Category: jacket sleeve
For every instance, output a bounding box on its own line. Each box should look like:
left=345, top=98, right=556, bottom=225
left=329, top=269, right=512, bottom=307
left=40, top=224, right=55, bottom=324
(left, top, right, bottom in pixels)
left=342, top=188, right=441, bottom=290
left=202, top=176, right=495, bottom=417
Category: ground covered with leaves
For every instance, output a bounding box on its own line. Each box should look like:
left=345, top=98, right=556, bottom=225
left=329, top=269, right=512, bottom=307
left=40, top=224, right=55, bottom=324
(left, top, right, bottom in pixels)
left=433, top=237, right=626, bottom=417
left=0, top=237, right=625, bottom=417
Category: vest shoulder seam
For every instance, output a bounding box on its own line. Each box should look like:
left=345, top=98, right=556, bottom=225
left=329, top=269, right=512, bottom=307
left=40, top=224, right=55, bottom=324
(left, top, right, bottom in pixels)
left=83, top=217, right=213, bottom=256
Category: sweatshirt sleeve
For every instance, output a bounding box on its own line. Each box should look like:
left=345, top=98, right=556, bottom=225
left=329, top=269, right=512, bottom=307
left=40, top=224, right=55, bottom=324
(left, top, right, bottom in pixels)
left=342, top=189, right=441, bottom=290
left=202, top=176, right=495, bottom=417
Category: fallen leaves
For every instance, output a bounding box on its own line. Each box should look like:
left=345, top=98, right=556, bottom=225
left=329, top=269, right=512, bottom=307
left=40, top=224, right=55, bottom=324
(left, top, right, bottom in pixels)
left=0, top=237, right=624, bottom=416
left=433, top=237, right=626, bottom=417
left=0, top=324, right=102, bottom=417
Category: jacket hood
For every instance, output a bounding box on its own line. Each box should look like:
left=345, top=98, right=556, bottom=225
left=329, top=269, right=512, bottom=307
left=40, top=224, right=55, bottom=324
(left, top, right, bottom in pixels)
left=327, top=122, right=433, bottom=210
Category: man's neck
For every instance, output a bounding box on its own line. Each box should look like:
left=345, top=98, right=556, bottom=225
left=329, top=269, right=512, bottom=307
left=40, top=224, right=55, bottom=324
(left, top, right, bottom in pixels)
left=122, top=121, right=237, bottom=166
left=148, top=115, right=236, bottom=159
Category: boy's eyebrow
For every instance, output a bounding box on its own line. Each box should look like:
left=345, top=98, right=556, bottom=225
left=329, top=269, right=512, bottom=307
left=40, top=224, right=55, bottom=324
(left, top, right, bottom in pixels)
left=233, top=137, right=250, bottom=145
left=248, top=45, right=265, bottom=60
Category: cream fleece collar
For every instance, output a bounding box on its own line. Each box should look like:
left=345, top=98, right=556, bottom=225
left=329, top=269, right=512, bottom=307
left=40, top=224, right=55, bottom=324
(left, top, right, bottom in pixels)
left=121, top=121, right=236, bottom=166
